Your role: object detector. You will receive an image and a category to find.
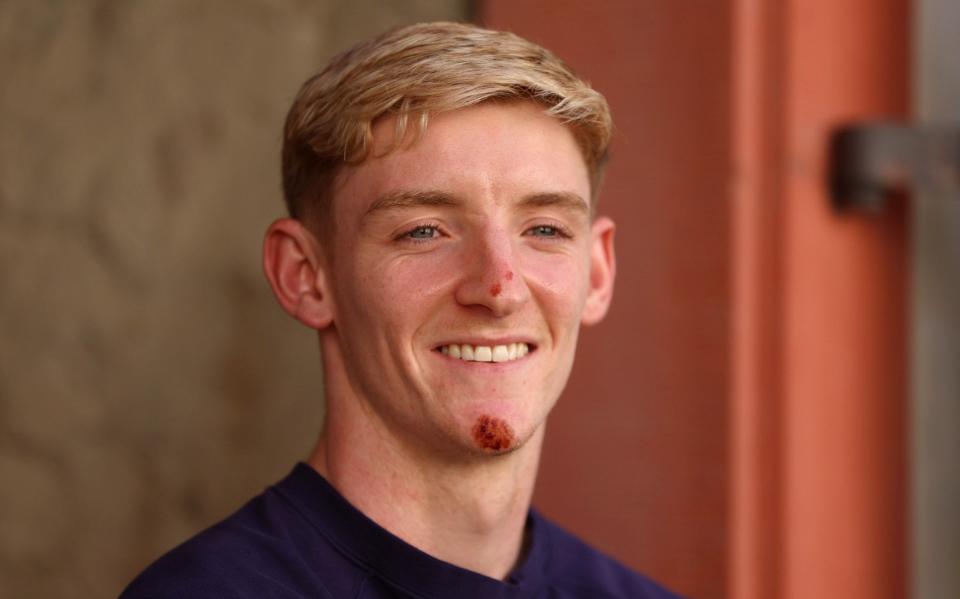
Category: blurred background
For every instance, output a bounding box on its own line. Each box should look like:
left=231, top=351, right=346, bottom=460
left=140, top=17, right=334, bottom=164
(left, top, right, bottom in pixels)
left=1, top=1, right=957, bottom=598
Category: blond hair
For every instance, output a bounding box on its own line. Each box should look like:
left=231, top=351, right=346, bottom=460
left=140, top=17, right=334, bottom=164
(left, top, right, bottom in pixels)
left=281, top=21, right=612, bottom=227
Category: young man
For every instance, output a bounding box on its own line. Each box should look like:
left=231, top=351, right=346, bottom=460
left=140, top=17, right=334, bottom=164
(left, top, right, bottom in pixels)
left=122, top=22, right=683, bottom=598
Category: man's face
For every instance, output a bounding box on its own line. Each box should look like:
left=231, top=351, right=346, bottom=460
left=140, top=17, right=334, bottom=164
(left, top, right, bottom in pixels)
left=323, top=101, right=611, bottom=458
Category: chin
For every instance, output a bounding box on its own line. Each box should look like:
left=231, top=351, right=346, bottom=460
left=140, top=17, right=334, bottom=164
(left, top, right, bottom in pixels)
left=458, top=407, right=547, bottom=457
left=469, top=413, right=519, bottom=452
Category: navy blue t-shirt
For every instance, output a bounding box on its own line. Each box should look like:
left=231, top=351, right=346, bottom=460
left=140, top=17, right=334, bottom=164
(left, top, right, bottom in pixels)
left=120, top=463, right=684, bottom=598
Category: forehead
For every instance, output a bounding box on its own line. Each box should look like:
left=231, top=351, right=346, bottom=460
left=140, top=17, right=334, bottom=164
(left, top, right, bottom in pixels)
left=331, top=101, right=592, bottom=220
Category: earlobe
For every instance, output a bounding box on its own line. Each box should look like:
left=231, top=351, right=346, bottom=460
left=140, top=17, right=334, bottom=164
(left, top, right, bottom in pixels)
left=262, top=218, right=335, bottom=330
left=581, top=216, right=616, bottom=326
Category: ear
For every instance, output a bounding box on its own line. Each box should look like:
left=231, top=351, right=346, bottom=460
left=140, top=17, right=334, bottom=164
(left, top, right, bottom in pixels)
left=581, top=216, right=616, bottom=326
left=262, top=218, right=335, bottom=330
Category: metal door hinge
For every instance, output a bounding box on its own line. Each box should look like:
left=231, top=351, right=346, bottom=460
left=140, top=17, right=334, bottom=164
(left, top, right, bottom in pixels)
left=829, top=123, right=960, bottom=211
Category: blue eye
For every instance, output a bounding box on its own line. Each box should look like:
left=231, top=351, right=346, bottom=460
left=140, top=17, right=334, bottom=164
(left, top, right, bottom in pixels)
left=405, top=225, right=440, bottom=240
left=528, top=225, right=559, bottom=237
left=527, top=224, right=573, bottom=239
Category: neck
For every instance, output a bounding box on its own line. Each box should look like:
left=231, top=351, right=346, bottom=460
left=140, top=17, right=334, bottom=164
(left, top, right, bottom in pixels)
left=308, top=341, right=544, bottom=580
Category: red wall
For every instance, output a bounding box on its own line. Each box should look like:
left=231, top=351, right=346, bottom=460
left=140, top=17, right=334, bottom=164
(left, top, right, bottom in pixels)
left=777, top=1, right=909, bottom=597
left=479, top=2, right=911, bottom=599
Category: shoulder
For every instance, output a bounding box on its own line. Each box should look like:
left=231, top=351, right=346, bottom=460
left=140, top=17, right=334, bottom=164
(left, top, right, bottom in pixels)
left=119, top=524, right=249, bottom=599
left=119, top=492, right=343, bottom=599
left=534, top=512, right=686, bottom=599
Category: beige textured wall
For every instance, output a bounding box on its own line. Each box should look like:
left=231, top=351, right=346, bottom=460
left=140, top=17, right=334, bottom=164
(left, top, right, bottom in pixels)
left=0, top=1, right=467, bottom=597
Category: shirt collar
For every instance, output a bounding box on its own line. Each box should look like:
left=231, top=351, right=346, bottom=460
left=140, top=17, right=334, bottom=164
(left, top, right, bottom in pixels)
left=273, top=462, right=550, bottom=599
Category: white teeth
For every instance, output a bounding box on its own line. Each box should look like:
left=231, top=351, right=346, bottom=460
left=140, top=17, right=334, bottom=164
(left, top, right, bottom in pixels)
left=439, top=342, right=530, bottom=363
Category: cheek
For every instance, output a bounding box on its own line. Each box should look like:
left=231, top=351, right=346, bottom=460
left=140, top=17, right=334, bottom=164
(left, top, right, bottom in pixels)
left=352, top=250, right=459, bottom=322
left=520, top=251, right=591, bottom=318
left=387, top=251, right=460, bottom=297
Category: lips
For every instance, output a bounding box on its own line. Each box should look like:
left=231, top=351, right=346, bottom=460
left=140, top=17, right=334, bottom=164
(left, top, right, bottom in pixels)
left=438, top=342, right=531, bottom=363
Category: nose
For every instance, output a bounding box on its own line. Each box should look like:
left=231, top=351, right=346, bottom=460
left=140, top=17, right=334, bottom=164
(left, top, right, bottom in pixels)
left=454, top=227, right=530, bottom=317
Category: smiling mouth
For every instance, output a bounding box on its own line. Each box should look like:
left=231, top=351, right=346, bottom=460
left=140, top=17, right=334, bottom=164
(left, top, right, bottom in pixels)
left=436, top=342, right=533, bottom=363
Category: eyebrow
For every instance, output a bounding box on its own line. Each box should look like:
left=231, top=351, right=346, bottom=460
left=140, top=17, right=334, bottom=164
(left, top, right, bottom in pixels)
left=363, top=190, right=460, bottom=219
left=516, top=191, right=590, bottom=215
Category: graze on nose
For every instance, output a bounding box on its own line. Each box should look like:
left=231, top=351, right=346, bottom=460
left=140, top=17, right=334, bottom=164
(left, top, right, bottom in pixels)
left=489, top=271, right=514, bottom=297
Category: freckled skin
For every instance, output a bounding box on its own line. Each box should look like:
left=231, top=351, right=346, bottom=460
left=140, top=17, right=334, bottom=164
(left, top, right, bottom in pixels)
left=471, top=415, right=515, bottom=451
left=505, top=271, right=514, bottom=281
left=489, top=283, right=502, bottom=297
